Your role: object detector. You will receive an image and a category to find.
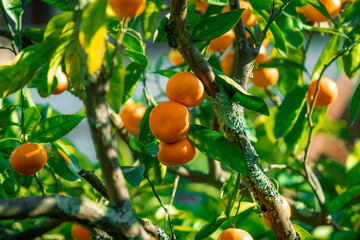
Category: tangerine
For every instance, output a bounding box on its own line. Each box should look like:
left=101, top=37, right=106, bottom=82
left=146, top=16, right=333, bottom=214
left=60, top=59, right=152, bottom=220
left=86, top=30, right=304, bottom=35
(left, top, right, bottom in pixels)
left=307, top=77, right=338, bottom=108
left=53, top=69, right=68, bottom=95
left=195, top=0, right=210, bottom=14
left=262, top=195, right=291, bottom=228
left=166, top=72, right=205, bottom=108
left=71, top=224, right=91, bottom=240
left=149, top=101, right=190, bottom=143
left=157, top=137, right=196, bottom=167
left=120, top=103, right=146, bottom=135
left=251, top=68, right=279, bottom=88
left=208, top=30, right=235, bottom=52
left=222, top=1, right=257, bottom=28
left=255, top=38, right=270, bottom=64
left=218, top=228, right=253, bottom=240
left=220, top=50, right=234, bottom=76
left=169, top=49, right=184, bottom=67
left=108, top=0, right=146, bottom=19
left=10, top=143, right=47, bottom=175
left=297, top=0, right=341, bottom=22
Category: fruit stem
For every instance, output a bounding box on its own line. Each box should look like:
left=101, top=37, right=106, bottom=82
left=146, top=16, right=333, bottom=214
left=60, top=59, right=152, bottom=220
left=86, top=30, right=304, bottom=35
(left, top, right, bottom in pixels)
left=34, top=173, right=46, bottom=196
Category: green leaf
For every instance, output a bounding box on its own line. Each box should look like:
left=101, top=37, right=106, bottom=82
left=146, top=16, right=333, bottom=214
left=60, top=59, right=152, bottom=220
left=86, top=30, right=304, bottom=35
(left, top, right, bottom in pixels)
left=342, top=22, right=360, bottom=80
left=105, top=43, right=126, bottom=113
left=293, top=224, right=312, bottom=240
left=152, top=69, right=179, bottom=78
left=52, top=141, right=81, bottom=170
left=2, top=0, right=22, bottom=25
left=39, top=0, right=70, bottom=11
left=275, top=85, right=307, bottom=139
left=284, top=104, right=308, bottom=151
left=123, top=49, right=149, bottom=68
left=138, top=107, right=156, bottom=171
left=0, top=42, right=55, bottom=98
left=305, top=0, right=335, bottom=23
left=123, top=63, right=143, bottom=103
left=249, top=0, right=283, bottom=11
left=221, top=171, right=240, bottom=218
left=46, top=148, right=79, bottom=182
left=24, top=107, right=41, bottom=134
left=342, top=0, right=360, bottom=23
left=141, top=0, right=164, bottom=41
left=192, top=9, right=244, bottom=41
left=153, top=14, right=169, bottom=44
left=43, top=12, right=73, bottom=42
left=312, top=34, right=341, bottom=81
left=302, top=25, right=346, bottom=37
left=328, top=185, right=360, bottom=214
left=212, top=67, right=269, bottom=116
left=122, top=32, right=144, bottom=53
left=350, top=83, right=360, bottom=127
left=130, top=136, right=149, bottom=154
left=64, top=41, right=84, bottom=97
left=0, top=105, right=17, bottom=137
left=187, top=125, right=249, bottom=175
left=195, top=216, right=227, bottom=240
left=275, top=15, right=304, bottom=49
left=22, top=28, right=44, bottom=43
left=79, top=0, right=107, bottom=73
left=121, top=164, right=145, bottom=188
left=27, top=63, right=57, bottom=97
left=28, top=114, right=85, bottom=143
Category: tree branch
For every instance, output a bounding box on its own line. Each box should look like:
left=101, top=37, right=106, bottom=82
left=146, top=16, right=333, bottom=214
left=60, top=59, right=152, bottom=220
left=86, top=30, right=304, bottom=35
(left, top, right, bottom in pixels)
left=78, top=169, right=109, bottom=200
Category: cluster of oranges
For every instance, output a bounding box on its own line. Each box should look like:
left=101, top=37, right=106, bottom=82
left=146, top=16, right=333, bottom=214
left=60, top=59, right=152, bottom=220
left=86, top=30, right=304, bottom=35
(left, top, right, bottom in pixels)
left=149, top=72, right=205, bottom=167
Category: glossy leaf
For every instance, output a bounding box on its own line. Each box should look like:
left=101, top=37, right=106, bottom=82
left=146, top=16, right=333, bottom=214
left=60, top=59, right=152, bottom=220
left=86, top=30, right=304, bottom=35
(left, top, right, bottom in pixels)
left=130, top=136, right=149, bottom=154
left=302, top=25, right=346, bottom=37
left=275, top=85, right=307, bottom=139
left=46, top=148, right=79, bottom=182
left=195, top=216, right=227, bottom=240
left=328, top=185, right=360, bottom=214
left=27, top=63, right=57, bottom=97
left=52, top=141, right=81, bottom=170
left=141, top=0, right=164, bottom=41
left=275, top=15, right=304, bottom=49
left=28, top=114, right=85, bottom=143
left=121, top=164, right=145, bottom=188
left=2, top=0, right=21, bottom=25
left=122, top=32, right=144, bottom=53
left=123, top=62, right=143, bottom=103
left=350, top=83, right=360, bottom=127
left=153, top=14, right=169, bottom=44
left=293, top=224, right=312, bottom=240
left=0, top=105, right=17, bottom=137
left=65, top=41, right=84, bottom=97
left=221, top=171, right=240, bottom=218
left=187, top=125, right=249, bottom=175
left=213, top=67, right=269, bottom=116
left=24, top=107, right=41, bottom=134
left=249, top=0, right=283, bottom=11
left=312, top=34, right=341, bottom=81
left=152, top=69, right=179, bottom=78
left=342, top=22, right=360, bottom=80
left=21, top=28, right=44, bottom=43
left=192, top=9, right=244, bottom=41
left=305, top=0, right=334, bottom=23
left=39, top=0, right=70, bottom=11
left=123, top=49, right=149, bottom=68
left=43, top=12, right=73, bottom=42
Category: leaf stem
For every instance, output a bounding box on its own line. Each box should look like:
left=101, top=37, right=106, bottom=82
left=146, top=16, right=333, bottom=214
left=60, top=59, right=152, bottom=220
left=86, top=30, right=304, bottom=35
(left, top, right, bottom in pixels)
left=34, top=173, right=46, bottom=196
left=233, top=187, right=248, bottom=226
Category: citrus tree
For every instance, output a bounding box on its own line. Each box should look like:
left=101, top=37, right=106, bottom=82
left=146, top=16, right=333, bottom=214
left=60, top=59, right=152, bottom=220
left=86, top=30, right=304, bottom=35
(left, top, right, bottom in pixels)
left=0, top=0, right=360, bottom=239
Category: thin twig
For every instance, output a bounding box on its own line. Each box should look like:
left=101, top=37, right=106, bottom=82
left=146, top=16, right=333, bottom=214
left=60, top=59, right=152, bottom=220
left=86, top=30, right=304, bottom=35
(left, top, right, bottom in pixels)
left=78, top=169, right=110, bottom=200
left=234, top=187, right=248, bottom=226
left=264, top=164, right=305, bottom=178
left=34, top=173, right=46, bottom=196
left=265, top=88, right=281, bottom=107
left=164, top=175, right=180, bottom=231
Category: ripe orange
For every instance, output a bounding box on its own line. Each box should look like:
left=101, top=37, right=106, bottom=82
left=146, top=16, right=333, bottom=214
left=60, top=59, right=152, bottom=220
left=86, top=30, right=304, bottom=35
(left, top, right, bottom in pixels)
left=195, top=0, right=210, bottom=14
left=10, top=143, right=47, bottom=175
left=297, top=0, right=341, bottom=22
left=251, top=68, right=279, bottom=88
left=157, top=137, right=196, bottom=167
left=218, top=228, right=253, bottom=240
left=149, top=101, right=190, bottom=143
left=255, top=38, right=270, bottom=64
left=71, top=224, right=91, bottom=240
left=120, top=103, right=146, bottom=135
left=108, top=0, right=146, bottom=19
left=220, top=50, right=234, bottom=76
left=208, top=30, right=235, bottom=52
left=262, top=195, right=291, bottom=228
left=307, top=77, right=338, bottom=108
left=52, top=70, right=68, bottom=95
left=169, top=49, right=184, bottom=67
left=222, top=1, right=257, bottom=28
left=166, top=72, right=205, bottom=108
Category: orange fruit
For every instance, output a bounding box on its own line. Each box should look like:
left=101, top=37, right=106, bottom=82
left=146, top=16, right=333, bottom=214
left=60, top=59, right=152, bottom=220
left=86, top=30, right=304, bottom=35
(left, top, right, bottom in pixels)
left=108, top=0, right=146, bottom=19
left=218, top=228, right=253, bottom=240
left=220, top=50, right=234, bottom=76
left=307, top=77, right=338, bottom=108
left=255, top=38, right=270, bottom=64
left=222, top=1, right=257, bottom=28
left=149, top=101, right=190, bottom=143
left=169, top=49, right=184, bottom=67
left=10, top=143, right=47, bottom=175
left=251, top=67, right=279, bottom=88
left=297, top=0, right=341, bottom=22
left=208, top=30, right=235, bottom=52
left=262, top=195, right=291, bottom=228
left=71, top=224, right=91, bottom=240
left=52, top=70, right=68, bottom=95
left=157, top=137, right=196, bottom=167
left=166, top=72, right=205, bottom=107
left=195, top=0, right=210, bottom=14
left=120, top=103, right=146, bottom=134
